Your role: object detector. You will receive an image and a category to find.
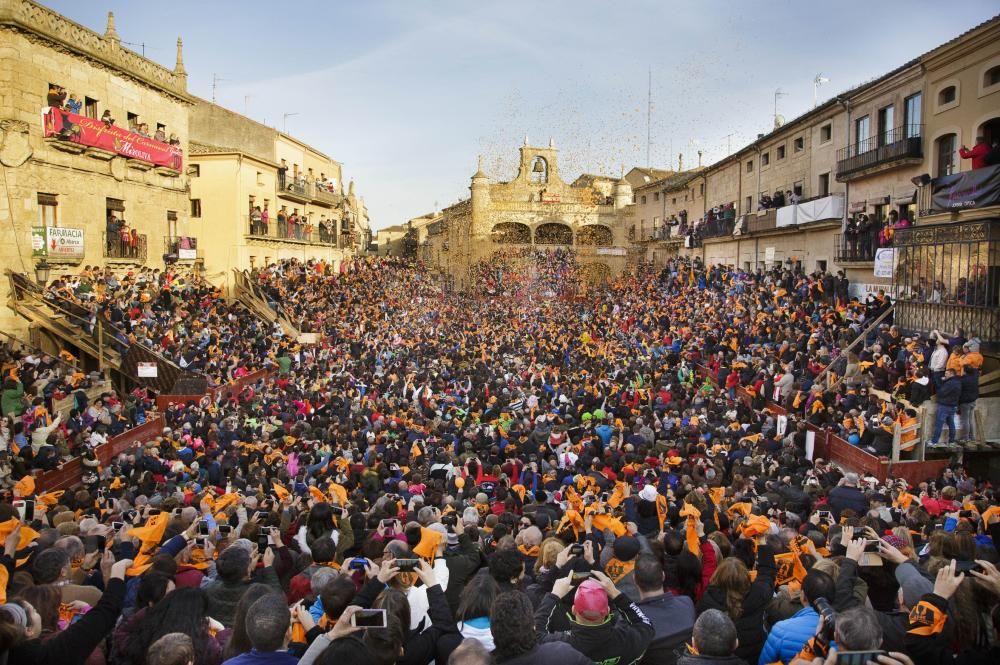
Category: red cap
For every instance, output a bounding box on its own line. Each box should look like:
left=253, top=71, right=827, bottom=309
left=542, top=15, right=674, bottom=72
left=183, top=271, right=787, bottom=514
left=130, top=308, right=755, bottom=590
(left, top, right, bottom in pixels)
left=572, top=580, right=609, bottom=621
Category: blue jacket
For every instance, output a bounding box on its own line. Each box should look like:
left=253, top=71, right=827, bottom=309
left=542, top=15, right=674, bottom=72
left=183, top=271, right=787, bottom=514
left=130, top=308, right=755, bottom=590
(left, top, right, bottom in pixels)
left=758, top=606, right=819, bottom=664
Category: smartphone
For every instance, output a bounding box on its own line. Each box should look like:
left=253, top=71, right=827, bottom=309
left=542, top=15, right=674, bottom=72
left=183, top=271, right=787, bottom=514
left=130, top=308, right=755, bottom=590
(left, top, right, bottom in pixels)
left=124, top=510, right=137, bottom=522
left=194, top=537, right=206, bottom=548
left=955, top=560, right=984, bottom=574
left=570, top=544, right=584, bottom=556
left=349, top=558, right=368, bottom=571
left=198, top=520, right=210, bottom=536
left=148, top=509, right=161, bottom=516
left=330, top=505, right=345, bottom=517
left=173, top=508, right=183, bottom=517
left=111, top=521, right=124, bottom=531
left=837, top=651, right=886, bottom=665
left=394, top=558, right=419, bottom=572
left=104, top=498, right=115, bottom=510
left=13, top=499, right=34, bottom=522
left=600, top=493, right=609, bottom=503
left=863, top=539, right=880, bottom=552
left=350, top=608, right=387, bottom=629
left=84, top=535, right=106, bottom=553
left=818, top=511, right=833, bottom=521
left=218, top=524, right=233, bottom=535
left=256, top=511, right=270, bottom=520
left=571, top=570, right=591, bottom=583
left=257, top=533, right=270, bottom=551
left=381, top=519, right=396, bottom=530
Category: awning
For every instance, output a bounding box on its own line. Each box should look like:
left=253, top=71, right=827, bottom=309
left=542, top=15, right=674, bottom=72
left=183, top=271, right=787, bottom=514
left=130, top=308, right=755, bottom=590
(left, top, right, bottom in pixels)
left=849, top=201, right=867, bottom=213
left=869, top=195, right=890, bottom=206
left=893, top=187, right=916, bottom=203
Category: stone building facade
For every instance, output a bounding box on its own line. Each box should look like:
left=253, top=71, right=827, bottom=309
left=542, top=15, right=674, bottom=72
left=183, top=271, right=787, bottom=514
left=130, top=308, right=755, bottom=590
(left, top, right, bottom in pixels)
left=424, top=140, right=638, bottom=289
left=187, top=100, right=370, bottom=288
left=0, top=2, right=193, bottom=333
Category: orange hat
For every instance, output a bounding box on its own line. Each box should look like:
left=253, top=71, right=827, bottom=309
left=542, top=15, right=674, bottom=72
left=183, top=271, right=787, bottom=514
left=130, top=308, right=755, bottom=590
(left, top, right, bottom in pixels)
left=412, top=526, right=442, bottom=561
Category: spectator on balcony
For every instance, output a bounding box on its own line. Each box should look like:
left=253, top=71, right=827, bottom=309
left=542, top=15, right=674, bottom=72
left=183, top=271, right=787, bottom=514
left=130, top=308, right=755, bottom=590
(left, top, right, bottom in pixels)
left=277, top=208, right=288, bottom=239
left=786, top=190, right=801, bottom=205
left=771, top=190, right=786, bottom=208
left=250, top=207, right=263, bottom=236
left=169, top=133, right=180, bottom=146
left=119, top=220, right=132, bottom=258
left=959, top=136, right=990, bottom=170
left=879, top=220, right=894, bottom=247
left=46, top=83, right=66, bottom=108
left=892, top=210, right=911, bottom=230
left=857, top=214, right=875, bottom=259
left=65, top=93, right=82, bottom=114
left=154, top=126, right=167, bottom=142
left=758, top=194, right=772, bottom=211
left=130, top=228, right=140, bottom=259
left=260, top=207, right=269, bottom=235
left=107, top=214, right=120, bottom=255
left=101, top=110, right=115, bottom=127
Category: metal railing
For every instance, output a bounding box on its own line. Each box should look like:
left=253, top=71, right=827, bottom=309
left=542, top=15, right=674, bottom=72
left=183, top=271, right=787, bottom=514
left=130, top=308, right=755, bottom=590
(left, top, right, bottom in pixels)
left=834, top=227, right=881, bottom=262
left=697, top=217, right=735, bottom=239
left=103, top=232, right=147, bottom=261
left=836, top=124, right=923, bottom=179
left=164, top=236, right=199, bottom=260
left=313, top=186, right=341, bottom=205
left=245, top=215, right=340, bottom=246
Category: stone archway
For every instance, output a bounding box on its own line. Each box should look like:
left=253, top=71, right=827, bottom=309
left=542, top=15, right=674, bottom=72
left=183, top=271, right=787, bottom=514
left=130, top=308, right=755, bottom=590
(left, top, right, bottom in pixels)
left=491, top=222, right=531, bottom=244
left=534, top=222, right=573, bottom=245
left=577, top=224, right=613, bottom=246
left=579, top=262, right=611, bottom=286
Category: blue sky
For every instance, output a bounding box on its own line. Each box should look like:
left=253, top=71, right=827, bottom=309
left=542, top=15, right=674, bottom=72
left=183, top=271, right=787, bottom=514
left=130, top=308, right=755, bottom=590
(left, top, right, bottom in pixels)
left=47, top=1, right=999, bottom=229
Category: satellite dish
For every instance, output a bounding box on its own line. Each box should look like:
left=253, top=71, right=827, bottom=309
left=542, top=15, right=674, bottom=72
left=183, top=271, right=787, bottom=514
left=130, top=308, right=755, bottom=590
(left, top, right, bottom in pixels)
left=774, top=114, right=786, bottom=128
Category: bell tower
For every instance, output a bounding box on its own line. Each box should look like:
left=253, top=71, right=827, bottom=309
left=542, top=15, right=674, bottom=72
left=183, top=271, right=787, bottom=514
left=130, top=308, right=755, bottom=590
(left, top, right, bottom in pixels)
left=516, top=136, right=562, bottom=185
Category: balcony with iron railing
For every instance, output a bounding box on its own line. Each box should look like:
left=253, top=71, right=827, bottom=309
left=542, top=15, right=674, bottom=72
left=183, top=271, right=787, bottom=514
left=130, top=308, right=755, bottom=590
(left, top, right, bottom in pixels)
left=836, top=124, right=923, bottom=182
left=312, top=184, right=341, bottom=206
left=164, top=236, right=201, bottom=261
left=277, top=176, right=313, bottom=202
left=246, top=215, right=341, bottom=247
left=103, top=232, right=147, bottom=261
left=834, top=227, right=882, bottom=263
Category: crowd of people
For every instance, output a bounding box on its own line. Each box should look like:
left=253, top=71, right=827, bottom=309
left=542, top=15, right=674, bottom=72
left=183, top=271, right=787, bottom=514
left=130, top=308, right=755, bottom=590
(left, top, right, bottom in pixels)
left=0, top=254, right=995, bottom=665
left=470, top=249, right=581, bottom=300
left=839, top=212, right=912, bottom=263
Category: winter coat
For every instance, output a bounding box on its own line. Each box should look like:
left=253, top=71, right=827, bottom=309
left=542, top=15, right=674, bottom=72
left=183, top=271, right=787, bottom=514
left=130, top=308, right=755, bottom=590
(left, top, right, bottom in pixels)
left=636, top=592, right=696, bottom=665
left=536, top=592, right=655, bottom=665
left=757, top=606, right=819, bottom=664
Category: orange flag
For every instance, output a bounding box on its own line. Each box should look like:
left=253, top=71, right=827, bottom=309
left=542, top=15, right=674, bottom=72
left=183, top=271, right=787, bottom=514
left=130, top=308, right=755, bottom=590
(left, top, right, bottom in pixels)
left=126, top=512, right=170, bottom=576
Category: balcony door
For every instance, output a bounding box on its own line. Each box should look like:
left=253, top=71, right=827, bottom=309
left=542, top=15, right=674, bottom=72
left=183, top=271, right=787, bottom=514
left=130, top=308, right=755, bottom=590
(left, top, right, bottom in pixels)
left=904, top=93, right=922, bottom=138
left=935, top=134, right=957, bottom=177
left=855, top=116, right=871, bottom=153
left=878, top=105, right=895, bottom=146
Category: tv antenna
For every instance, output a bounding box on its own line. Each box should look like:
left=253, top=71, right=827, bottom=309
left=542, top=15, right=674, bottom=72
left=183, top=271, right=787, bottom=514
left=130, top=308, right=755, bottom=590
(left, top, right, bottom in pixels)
left=212, top=73, right=226, bottom=103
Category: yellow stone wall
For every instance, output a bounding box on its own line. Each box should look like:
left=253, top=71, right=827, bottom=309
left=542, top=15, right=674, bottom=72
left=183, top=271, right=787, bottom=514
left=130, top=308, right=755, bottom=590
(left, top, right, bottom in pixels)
left=0, top=6, right=192, bottom=334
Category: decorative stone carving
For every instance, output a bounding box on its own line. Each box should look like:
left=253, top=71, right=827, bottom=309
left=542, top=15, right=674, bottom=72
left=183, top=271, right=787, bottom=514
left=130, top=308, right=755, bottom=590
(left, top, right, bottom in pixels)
left=109, top=156, right=125, bottom=182
left=0, top=119, right=32, bottom=167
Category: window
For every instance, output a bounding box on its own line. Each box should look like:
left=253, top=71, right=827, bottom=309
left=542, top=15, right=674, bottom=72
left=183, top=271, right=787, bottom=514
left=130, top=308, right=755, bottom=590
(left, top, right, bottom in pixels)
left=794, top=137, right=804, bottom=152
left=745, top=195, right=753, bottom=213
left=746, top=159, right=754, bottom=173
left=256, top=171, right=264, bottom=186
left=938, top=85, right=956, bottom=105
left=84, top=97, right=98, bottom=119
left=37, top=193, right=57, bottom=226
left=653, top=192, right=659, bottom=201
left=641, top=195, right=647, bottom=205
left=672, top=197, right=677, bottom=204
left=816, top=260, right=827, bottom=273
left=935, top=133, right=957, bottom=177
left=855, top=115, right=870, bottom=151
left=818, top=172, right=830, bottom=197
left=987, top=65, right=1000, bottom=88
left=699, top=183, right=705, bottom=196
left=777, top=145, right=786, bottom=159
left=761, top=152, right=770, bottom=167
left=793, top=181, right=804, bottom=197
left=189, top=164, right=200, bottom=177
left=190, top=199, right=202, bottom=218
left=127, top=112, right=139, bottom=130
left=877, top=105, right=895, bottom=145
left=904, top=93, right=922, bottom=137
left=820, top=124, right=832, bottom=143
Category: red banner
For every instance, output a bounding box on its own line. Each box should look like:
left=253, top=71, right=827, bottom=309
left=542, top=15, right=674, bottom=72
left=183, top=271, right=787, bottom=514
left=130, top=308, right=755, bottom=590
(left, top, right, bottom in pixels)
left=41, top=107, right=183, bottom=170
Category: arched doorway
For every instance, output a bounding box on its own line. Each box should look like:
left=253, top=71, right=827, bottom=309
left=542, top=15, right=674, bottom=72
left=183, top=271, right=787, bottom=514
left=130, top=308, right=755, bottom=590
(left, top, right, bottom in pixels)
left=491, top=222, right=531, bottom=244
left=579, top=262, right=611, bottom=286
left=577, top=225, right=613, bottom=246
left=534, top=222, right=573, bottom=245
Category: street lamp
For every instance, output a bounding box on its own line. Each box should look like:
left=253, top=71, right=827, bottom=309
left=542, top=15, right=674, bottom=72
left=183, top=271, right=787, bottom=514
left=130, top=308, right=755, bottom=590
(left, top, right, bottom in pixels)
left=34, top=258, right=51, bottom=286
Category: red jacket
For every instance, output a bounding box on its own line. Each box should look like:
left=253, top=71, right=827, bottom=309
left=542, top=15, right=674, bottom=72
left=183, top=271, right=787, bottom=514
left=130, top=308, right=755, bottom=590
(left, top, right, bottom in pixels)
left=960, top=143, right=990, bottom=170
